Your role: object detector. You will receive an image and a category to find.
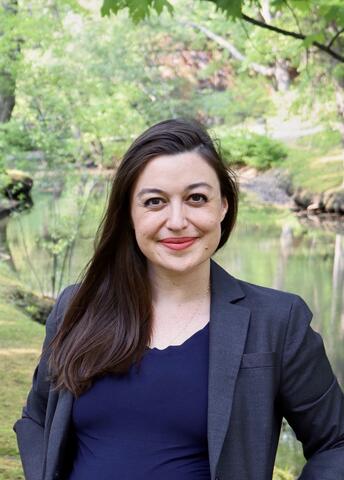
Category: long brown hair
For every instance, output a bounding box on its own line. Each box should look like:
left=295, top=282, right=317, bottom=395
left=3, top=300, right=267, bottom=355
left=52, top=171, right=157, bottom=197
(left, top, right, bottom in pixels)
left=48, top=118, right=239, bottom=397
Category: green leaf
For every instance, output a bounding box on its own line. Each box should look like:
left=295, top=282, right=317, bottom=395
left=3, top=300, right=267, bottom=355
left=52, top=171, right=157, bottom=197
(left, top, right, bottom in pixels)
left=288, top=0, right=311, bottom=12
left=101, top=0, right=174, bottom=21
left=101, top=0, right=122, bottom=17
left=153, top=0, right=174, bottom=15
left=208, top=0, right=243, bottom=19
left=319, top=5, right=344, bottom=26
left=100, top=0, right=111, bottom=16
left=302, top=32, right=326, bottom=48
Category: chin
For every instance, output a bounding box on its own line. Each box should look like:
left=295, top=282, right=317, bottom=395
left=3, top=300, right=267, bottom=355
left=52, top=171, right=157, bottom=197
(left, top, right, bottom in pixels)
left=156, top=255, right=210, bottom=274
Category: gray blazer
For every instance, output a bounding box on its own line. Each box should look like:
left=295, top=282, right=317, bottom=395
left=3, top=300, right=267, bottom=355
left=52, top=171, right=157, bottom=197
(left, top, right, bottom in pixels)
left=14, top=259, right=344, bottom=480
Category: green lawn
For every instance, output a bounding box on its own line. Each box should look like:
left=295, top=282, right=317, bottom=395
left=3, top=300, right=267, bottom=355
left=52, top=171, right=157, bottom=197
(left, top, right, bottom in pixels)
left=283, top=129, right=343, bottom=193
left=0, top=264, right=44, bottom=480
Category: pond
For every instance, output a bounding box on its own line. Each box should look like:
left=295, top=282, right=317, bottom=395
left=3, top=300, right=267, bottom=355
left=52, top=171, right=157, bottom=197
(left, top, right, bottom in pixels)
left=1, top=170, right=343, bottom=476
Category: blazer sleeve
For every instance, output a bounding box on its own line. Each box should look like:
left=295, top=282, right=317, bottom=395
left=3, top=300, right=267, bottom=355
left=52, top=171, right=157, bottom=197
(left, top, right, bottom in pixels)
left=279, top=295, right=344, bottom=480
left=13, top=286, right=72, bottom=480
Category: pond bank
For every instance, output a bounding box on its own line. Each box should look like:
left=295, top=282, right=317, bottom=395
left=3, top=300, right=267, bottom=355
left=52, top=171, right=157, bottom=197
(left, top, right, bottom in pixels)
left=237, top=166, right=344, bottom=228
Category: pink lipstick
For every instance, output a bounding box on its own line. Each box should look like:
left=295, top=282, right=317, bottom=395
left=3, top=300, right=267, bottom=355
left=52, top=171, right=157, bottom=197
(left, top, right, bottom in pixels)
left=160, top=237, right=197, bottom=251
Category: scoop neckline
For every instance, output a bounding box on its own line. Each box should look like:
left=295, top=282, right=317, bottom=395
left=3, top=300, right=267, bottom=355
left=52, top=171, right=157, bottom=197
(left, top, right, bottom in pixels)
left=145, top=321, right=209, bottom=353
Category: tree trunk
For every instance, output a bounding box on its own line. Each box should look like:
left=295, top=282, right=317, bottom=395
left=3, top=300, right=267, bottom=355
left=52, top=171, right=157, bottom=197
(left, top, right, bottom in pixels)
left=0, top=0, right=19, bottom=124
left=0, top=72, right=16, bottom=123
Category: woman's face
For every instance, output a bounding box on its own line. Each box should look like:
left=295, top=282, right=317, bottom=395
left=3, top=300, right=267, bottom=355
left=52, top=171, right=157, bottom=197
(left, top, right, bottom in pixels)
left=130, top=151, right=228, bottom=276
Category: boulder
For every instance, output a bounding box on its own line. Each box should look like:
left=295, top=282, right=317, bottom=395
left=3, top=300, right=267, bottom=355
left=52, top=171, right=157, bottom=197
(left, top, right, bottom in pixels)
left=10, top=288, right=54, bottom=325
left=292, top=187, right=313, bottom=209
left=2, top=169, right=33, bottom=200
left=307, top=193, right=324, bottom=213
left=323, top=186, right=344, bottom=214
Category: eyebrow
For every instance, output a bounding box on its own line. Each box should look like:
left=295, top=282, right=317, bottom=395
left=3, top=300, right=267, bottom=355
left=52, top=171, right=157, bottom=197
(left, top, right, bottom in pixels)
left=137, top=182, right=213, bottom=199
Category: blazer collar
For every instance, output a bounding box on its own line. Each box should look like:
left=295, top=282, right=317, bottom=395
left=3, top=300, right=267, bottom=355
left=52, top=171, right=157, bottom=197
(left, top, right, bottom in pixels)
left=210, top=258, right=245, bottom=303
left=208, top=259, right=251, bottom=479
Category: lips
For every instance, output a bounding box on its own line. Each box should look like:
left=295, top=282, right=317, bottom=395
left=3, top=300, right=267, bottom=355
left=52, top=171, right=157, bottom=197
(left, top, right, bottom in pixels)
left=160, top=237, right=197, bottom=244
left=160, top=237, right=198, bottom=251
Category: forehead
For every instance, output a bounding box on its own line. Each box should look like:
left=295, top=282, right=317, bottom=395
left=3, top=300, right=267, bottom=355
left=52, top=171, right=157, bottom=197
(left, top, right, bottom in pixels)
left=133, top=151, right=220, bottom=190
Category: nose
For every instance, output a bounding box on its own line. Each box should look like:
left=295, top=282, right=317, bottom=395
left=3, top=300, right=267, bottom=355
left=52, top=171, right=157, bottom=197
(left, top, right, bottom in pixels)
left=166, top=201, right=188, bottom=230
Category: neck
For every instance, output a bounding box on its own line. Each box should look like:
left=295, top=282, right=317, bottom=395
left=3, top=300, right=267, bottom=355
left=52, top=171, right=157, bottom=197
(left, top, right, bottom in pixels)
left=148, top=259, right=211, bottom=305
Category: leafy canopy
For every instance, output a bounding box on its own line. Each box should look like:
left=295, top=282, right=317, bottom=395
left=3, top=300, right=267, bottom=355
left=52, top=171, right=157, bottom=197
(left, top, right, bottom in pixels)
left=101, top=0, right=344, bottom=24
left=101, top=0, right=174, bottom=23
left=101, top=0, right=344, bottom=62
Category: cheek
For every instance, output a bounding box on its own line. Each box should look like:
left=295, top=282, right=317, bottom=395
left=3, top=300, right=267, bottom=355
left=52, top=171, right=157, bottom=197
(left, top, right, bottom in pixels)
left=132, top=212, right=162, bottom=238
left=193, top=208, right=223, bottom=230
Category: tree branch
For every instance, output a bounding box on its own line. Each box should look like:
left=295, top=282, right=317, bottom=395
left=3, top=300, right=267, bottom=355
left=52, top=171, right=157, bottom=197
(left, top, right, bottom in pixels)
left=187, top=22, right=274, bottom=77
left=241, top=14, right=344, bottom=62
left=328, top=27, right=344, bottom=49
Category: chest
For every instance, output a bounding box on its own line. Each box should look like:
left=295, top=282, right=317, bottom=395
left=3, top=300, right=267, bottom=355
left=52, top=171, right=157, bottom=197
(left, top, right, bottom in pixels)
left=148, top=301, right=210, bottom=350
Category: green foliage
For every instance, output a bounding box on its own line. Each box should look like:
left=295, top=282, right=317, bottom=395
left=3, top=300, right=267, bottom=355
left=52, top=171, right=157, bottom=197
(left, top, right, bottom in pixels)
left=36, top=219, right=75, bottom=257
left=101, top=0, right=174, bottom=22
left=100, top=0, right=344, bottom=61
left=0, top=170, right=10, bottom=192
left=207, top=0, right=245, bottom=18
left=302, top=33, right=326, bottom=48
left=100, top=0, right=344, bottom=27
left=219, top=132, right=288, bottom=170
left=0, top=0, right=342, bottom=176
left=0, top=121, right=35, bottom=154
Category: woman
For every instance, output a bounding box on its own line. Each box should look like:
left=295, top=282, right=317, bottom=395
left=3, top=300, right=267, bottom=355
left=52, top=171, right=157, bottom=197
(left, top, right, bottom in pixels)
left=14, top=118, right=344, bottom=480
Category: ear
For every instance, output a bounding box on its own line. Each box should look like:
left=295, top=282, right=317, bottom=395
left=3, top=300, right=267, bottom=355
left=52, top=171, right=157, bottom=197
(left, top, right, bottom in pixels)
left=221, top=197, right=228, bottom=222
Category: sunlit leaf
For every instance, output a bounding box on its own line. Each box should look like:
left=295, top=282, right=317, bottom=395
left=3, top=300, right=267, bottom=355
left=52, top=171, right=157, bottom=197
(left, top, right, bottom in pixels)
left=302, top=32, right=326, bottom=48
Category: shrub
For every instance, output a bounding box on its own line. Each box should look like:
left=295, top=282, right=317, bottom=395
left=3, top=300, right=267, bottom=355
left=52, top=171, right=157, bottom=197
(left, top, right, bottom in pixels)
left=219, top=132, right=288, bottom=170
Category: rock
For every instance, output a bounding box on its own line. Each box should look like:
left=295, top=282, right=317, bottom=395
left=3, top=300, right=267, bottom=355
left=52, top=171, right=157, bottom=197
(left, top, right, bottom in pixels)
left=271, top=168, right=293, bottom=195
left=2, top=169, right=33, bottom=201
left=307, top=203, right=321, bottom=212
left=307, top=193, right=324, bottom=212
left=0, top=198, right=20, bottom=219
left=323, top=187, right=344, bottom=214
left=292, top=187, right=313, bottom=209
left=10, top=288, right=55, bottom=325
left=239, top=167, right=292, bottom=205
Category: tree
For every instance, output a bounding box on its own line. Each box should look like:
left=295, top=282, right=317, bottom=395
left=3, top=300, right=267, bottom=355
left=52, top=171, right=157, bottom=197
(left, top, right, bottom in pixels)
left=101, top=0, right=344, bottom=184
left=100, top=0, right=344, bottom=63
left=0, top=0, right=20, bottom=123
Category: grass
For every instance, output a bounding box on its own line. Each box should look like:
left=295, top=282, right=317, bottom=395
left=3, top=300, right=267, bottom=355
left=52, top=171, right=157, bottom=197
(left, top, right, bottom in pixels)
left=0, top=263, right=44, bottom=480
left=283, top=129, right=343, bottom=194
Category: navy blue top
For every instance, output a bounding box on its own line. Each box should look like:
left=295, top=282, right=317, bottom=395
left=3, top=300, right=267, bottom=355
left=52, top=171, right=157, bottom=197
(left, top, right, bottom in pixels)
left=68, top=322, right=211, bottom=480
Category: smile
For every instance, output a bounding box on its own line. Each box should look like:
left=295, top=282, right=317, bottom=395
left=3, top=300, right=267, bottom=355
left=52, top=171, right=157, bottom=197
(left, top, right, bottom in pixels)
left=160, top=237, right=197, bottom=251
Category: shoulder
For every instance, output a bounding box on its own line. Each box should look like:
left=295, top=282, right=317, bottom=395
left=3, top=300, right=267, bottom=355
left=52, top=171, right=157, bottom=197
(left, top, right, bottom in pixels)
left=56, top=283, right=80, bottom=310
left=239, top=278, right=301, bottom=308
left=212, top=260, right=312, bottom=330
left=236, top=277, right=313, bottom=334
left=46, top=283, right=80, bottom=329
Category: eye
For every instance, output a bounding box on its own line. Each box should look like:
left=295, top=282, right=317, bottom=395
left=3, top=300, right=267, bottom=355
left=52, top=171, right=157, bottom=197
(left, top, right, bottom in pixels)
left=189, top=193, right=208, bottom=203
left=144, top=197, right=165, bottom=207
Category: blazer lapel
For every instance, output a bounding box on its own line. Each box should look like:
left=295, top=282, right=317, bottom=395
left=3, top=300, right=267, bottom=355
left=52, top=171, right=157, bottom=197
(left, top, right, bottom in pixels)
left=208, top=260, right=251, bottom=479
